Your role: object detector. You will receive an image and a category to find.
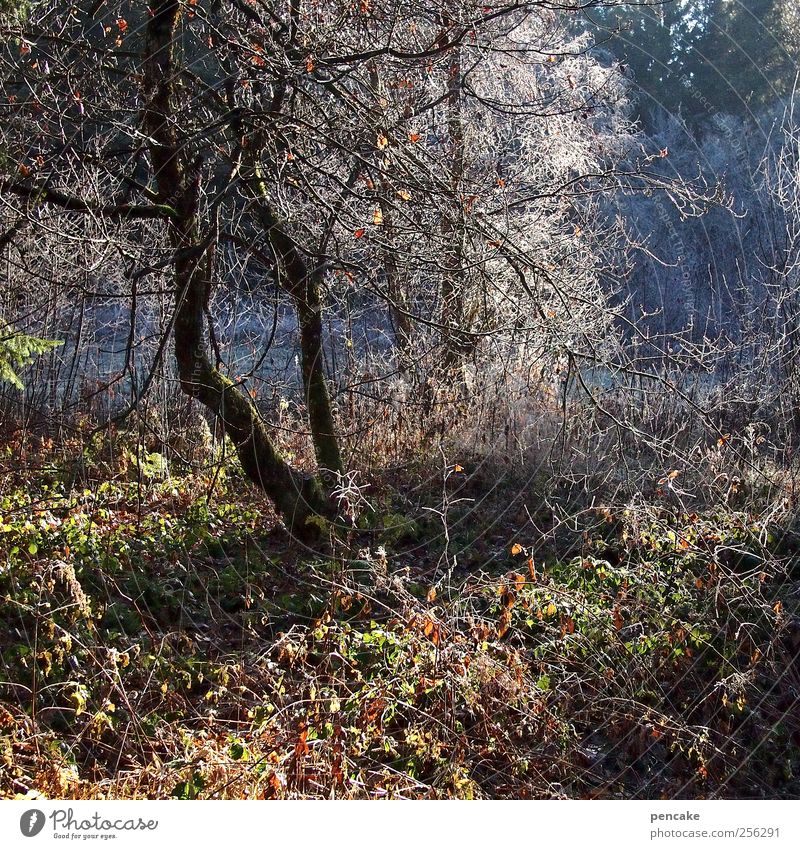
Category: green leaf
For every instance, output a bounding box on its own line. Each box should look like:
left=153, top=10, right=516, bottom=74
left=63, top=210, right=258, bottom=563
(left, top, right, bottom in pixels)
left=171, top=772, right=205, bottom=800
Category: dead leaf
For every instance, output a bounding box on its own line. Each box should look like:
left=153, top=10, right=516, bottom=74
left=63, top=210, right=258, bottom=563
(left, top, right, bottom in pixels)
left=295, top=723, right=310, bottom=758
left=497, top=609, right=512, bottom=639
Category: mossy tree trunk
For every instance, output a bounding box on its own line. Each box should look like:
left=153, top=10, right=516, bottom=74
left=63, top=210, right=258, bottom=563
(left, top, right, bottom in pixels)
left=249, top=171, right=344, bottom=488
left=142, top=0, right=329, bottom=532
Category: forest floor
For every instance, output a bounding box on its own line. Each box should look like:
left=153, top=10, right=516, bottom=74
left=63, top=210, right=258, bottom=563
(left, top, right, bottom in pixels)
left=1, top=431, right=800, bottom=799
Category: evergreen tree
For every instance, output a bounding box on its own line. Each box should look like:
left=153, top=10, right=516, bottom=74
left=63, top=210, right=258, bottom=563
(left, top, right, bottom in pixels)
left=590, top=0, right=799, bottom=129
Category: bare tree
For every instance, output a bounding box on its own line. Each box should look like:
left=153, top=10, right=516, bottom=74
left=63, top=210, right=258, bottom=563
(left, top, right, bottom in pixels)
left=0, top=0, right=693, bottom=528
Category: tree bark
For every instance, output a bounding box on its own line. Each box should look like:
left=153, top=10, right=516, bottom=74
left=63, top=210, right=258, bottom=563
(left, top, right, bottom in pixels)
left=249, top=168, right=344, bottom=487
left=438, top=38, right=475, bottom=383
left=142, top=0, right=328, bottom=533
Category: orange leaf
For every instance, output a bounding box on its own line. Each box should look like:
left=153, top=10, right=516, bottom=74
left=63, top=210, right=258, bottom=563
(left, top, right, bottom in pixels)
left=295, top=724, right=310, bottom=758
left=397, top=189, right=412, bottom=201
left=408, top=132, right=421, bottom=143
left=354, top=227, right=366, bottom=238
left=497, top=609, right=511, bottom=639
left=427, top=587, right=437, bottom=603
left=510, top=543, right=523, bottom=556
left=372, top=207, right=383, bottom=225
left=376, top=133, right=389, bottom=150
left=501, top=588, right=516, bottom=610
left=612, top=607, right=623, bottom=631
left=527, top=558, right=536, bottom=581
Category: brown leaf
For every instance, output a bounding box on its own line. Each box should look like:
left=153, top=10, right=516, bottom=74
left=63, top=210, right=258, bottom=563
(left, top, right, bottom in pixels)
left=501, top=587, right=516, bottom=610
left=497, top=608, right=512, bottom=639
left=295, top=723, right=310, bottom=758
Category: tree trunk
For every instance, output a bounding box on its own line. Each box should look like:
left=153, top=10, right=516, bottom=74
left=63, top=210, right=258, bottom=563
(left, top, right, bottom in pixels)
left=248, top=174, right=344, bottom=487
left=142, top=1, right=328, bottom=533
left=368, top=66, right=414, bottom=371
left=438, top=38, right=475, bottom=384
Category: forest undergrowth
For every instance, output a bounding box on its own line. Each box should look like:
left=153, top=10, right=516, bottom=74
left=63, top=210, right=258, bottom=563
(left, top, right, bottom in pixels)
left=1, top=393, right=800, bottom=801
